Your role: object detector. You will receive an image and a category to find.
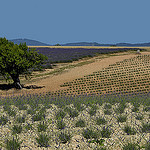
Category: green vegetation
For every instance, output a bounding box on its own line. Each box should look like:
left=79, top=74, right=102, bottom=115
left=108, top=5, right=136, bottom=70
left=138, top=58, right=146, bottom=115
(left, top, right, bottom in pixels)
left=0, top=37, right=47, bottom=89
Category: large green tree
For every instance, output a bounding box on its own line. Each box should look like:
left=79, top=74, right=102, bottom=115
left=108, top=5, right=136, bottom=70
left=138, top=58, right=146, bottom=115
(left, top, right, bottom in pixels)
left=0, top=37, right=48, bottom=89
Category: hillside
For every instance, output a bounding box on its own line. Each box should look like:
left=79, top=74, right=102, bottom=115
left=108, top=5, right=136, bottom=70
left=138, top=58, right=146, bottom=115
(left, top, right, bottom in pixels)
left=10, top=38, right=150, bottom=46
left=10, top=38, right=51, bottom=46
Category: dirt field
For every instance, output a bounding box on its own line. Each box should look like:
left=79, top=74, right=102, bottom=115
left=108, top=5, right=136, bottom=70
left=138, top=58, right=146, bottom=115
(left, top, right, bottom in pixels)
left=0, top=50, right=150, bottom=97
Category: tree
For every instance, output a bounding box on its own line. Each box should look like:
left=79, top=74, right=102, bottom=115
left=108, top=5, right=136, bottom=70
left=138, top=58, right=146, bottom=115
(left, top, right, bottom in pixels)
left=0, top=37, right=48, bottom=89
left=54, top=43, right=61, bottom=46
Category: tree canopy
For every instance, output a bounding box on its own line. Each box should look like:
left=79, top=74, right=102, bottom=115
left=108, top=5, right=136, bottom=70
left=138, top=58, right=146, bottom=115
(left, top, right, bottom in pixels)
left=0, top=37, right=48, bottom=89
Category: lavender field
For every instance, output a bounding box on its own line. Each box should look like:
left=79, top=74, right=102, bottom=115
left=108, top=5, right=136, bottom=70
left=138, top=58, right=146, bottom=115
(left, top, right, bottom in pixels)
left=35, top=47, right=141, bottom=64
left=0, top=92, right=150, bottom=150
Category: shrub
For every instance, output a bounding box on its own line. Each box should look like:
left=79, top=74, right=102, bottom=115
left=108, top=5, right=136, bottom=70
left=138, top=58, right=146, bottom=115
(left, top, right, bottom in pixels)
left=117, top=115, right=127, bottom=123
left=24, top=123, right=33, bottom=131
left=37, top=121, right=48, bottom=132
left=27, top=108, right=36, bottom=115
left=123, top=142, right=140, bottom=150
left=82, top=128, right=98, bottom=139
left=64, top=107, right=79, bottom=118
left=3, top=105, right=11, bottom=111
left=74, top=103, right=85, bottom=111
left=132, top=106, right=139, bottom=112
left=141, top=123, right=150, bottom=133
left=115, top=103, right=126, bottom=114
left=16, top=115, right=26, bottom=123
left=104, top=103, right=112, bottom=109
left=18, top=105, right=28, bottom=110
left=0, top=115, right=8, bottom=125
left=123, top=125, right=136, bottom=135
left=135, top=114, right=143, bottom=120
left=7, top=109, right=16, bottom=117
left=100, top=126, right=112, bottom=138
left=32, top=112, right=45, bottom=122
left=104, top=109, right=112, bottom=115
left=145, top=141, right=150, bottom=150
left=57, top=120, right=66, bottom=130
left=75, top=119, right=86, bottom=127
left=56, top=110, right=66, bottom=120
left=89, top=108, right=97, bottom=116
left=96, top=117, right=107, bottom=125
left=59, top=132, right=71, bottom=144
left=144, top=106, right=150, bottom=112
left=6, top=136, right=23, bottom=150
left=35, top=133, right=50, bottom=147
left=12, top=125, right=22, bottom=134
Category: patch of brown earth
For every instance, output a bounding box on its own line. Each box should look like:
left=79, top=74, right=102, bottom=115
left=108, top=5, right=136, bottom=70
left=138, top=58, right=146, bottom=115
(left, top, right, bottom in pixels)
left=0, top=52, right=149, bottom=97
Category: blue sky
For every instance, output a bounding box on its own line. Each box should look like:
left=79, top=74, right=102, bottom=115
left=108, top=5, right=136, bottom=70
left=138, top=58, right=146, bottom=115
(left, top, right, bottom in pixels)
left=0, top=0, right=150, bottom=44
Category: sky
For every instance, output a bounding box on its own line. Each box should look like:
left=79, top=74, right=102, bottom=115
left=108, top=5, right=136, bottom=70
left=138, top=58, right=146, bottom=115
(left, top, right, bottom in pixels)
left=0, top=0, right=150, bottom=45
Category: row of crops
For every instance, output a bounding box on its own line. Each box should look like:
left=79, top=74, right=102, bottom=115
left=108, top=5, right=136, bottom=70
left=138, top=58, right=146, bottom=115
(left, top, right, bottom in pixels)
left=35, top=47, right=142, bottom=64
left=53, top=54, right=150, bottom=96
left=0, top=91, right=150, bottom=149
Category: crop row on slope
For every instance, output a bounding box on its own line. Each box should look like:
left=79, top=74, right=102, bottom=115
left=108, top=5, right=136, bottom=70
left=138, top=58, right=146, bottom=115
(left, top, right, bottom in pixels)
left=54, top=54, right=150, bottom=97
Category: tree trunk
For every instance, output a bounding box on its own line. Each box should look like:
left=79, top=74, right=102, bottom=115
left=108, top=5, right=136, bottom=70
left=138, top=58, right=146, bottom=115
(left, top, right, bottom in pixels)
left=10, top=74, right=22, bottom=89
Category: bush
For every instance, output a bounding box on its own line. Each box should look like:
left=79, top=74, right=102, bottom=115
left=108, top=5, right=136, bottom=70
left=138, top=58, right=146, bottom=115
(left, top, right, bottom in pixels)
left=16, top=115, right=26, bottom=123
left=36, top=133, right=50, bottom=147
left=117, top=115, right=127, bottom=123
left=96, top=117, right=107, bottom=125
left=135, top=114, right=143, bottom=120
left=82, top=128, right=98, bottom=139
left=104, top=109, right=112, bottom=115
left=0, top=115, right=8, bottom=125
left=12, top=125, right=22, bottom=134
left=32, top=112, right=45, bottom=122
left=64, top=107, right=79, bottom=118
left=59, top=132, right=71, bottom=144
left=104, top=103, right=112, bottom=109
left=75, top=119, right=86, bottom=127
left=115, top=103, right=126, bottom=114
left=24, top=123, right=33, bottom=131
left=6, top=136, right=23, bottom=150
left=37, top=121, right=48, bottom=132
left=57, top=120, right=66, bottom=130
left=56, top=110, right=66, bottom=120
left=141, top=123, right=150, bottom=133
left=100, top=126, right=112, bottom=138
left=18, top=105, right=28, bottom=110
left=89, top=108, right=97, bottom=116
left=123, top=142, right=140, bottom=150
left=145, top=141, right=150, bottom=150
left=144, top=106, right=150, bottom=112
left=123, top=125, right=136, bottom=135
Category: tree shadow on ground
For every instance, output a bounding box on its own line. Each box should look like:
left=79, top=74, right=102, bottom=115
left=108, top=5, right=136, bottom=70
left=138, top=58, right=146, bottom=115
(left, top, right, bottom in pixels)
left=0, top=84, right=45, bottom=90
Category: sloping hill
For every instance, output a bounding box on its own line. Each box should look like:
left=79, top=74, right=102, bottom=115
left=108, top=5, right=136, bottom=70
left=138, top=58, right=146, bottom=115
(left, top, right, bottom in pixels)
left=58, top=54, right=150, bottom=96
left=10, top=38, right=50, bottom=46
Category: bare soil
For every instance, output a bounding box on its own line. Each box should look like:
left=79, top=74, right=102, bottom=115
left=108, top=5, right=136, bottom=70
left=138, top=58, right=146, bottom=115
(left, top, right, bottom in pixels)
left=0, top=51, right=149, bottom=97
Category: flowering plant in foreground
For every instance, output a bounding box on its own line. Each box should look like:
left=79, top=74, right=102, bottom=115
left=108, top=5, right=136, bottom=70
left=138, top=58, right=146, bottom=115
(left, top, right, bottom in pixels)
left=0, top=92, right=149, bottom=149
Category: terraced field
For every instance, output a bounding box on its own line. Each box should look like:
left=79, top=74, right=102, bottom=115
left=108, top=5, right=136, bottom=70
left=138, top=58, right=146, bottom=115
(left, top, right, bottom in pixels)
left=51, top=54, right=150, bottom=96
